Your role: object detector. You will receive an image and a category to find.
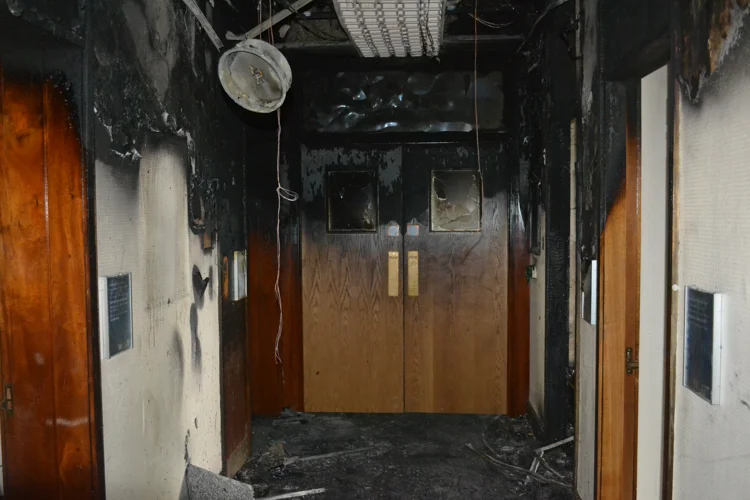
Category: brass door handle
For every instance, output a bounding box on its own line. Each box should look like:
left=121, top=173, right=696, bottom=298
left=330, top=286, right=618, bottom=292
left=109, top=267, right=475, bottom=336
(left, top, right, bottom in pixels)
left=408, top=251, right=419, bottom=297
left=388, top=251, right=400, bottom=297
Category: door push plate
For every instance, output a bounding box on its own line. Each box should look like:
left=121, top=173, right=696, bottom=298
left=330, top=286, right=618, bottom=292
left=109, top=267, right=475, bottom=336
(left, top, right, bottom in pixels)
left=388, top=251, right=400, bottom=297
left=408, top=251, right=419, bottom=297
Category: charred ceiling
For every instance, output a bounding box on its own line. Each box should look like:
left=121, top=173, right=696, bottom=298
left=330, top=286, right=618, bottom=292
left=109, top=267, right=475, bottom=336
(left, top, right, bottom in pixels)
left=226, top=0, right=537, bottom=52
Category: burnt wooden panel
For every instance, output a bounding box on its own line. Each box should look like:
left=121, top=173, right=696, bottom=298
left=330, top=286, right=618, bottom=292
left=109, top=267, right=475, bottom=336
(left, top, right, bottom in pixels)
left=0, top=64, right=95, bottom=498
left=301, top=146, right=404, bottom=413
left=249, top=237, right=304, bottom=415
left=507, top=173, right=530, bottom=417
left=597, top=83, right=640, bottom=500
left=249, top=142, right=304, bottom=416
left=403, top=145, right=509, bottom=414
left=222, top=296, right=250, bottom=477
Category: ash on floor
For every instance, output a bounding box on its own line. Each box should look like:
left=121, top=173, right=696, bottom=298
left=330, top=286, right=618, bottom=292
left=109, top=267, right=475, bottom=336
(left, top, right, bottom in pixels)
left=235, top=412, right=574, bottom=500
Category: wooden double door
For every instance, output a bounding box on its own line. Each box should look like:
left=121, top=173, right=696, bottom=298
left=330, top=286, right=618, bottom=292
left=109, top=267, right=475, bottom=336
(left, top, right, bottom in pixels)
left=301, top=143, right=510, bottom=414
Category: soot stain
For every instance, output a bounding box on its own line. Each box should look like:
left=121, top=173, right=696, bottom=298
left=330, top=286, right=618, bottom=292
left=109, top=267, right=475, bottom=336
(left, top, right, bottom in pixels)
left=207, top=266, right=215, bottom=300
left=190, top=304, right=202, bottom=374
left=171, top=329, right=185, bottom=379
left=184, top=429, right=191, bottom=464
left=170, top=330, right=185, bottom=406
left=192, top=264, right=209, bottom=305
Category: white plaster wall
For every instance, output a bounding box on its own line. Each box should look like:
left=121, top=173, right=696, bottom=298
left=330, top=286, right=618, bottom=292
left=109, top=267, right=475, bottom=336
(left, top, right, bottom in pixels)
left=96, top=137, right=221, bottom=500
left=637, top=65, right=668, bottom=500
left=529, top=210, right=546, bottom=420
left=674, top=37, right=750, bottom=500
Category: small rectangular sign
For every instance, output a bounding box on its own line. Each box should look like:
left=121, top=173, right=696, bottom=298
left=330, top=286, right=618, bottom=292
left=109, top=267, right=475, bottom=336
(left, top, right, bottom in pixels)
left=388, top=251, right=400, bottom=297
left=98, top=273, right=133, bottom=359
left=684, top=287, right=723, bottom=405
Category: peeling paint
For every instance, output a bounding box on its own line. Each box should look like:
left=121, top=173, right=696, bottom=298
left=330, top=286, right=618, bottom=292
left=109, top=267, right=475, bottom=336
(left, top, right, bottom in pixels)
left=679, top=0, right=750, bottom=101
left=379, top=148, right=402, bottom=195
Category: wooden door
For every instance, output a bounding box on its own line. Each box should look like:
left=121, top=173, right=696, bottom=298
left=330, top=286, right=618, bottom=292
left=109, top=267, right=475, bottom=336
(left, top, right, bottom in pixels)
left=301, top=146, right=404, bottom=413
left=403, top=145, right=509, bottom=414
left=597, top=82, right=640, bottom=500
left=0, top=63, right=97, bottom=496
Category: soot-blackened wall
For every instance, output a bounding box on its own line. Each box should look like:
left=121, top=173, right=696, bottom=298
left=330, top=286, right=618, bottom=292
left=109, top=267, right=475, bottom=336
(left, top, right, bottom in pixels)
left=3, top=0, right=251, bottom=495
left=518, top=2, right=577, bottom=442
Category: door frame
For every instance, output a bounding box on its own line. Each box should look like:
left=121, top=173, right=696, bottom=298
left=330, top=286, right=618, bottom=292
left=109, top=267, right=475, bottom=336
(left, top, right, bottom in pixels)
left=594, top=41, right=674, bottom=500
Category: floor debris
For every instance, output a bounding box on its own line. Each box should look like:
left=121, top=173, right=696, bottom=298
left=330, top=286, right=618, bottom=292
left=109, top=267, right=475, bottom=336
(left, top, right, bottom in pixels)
left=236, top=413, right=574, bottom=499
left=259, top=488, right=326, bottom=500
left=526, top=436, right=575, bottom=485
left=284, top=447, right=374, bottom=466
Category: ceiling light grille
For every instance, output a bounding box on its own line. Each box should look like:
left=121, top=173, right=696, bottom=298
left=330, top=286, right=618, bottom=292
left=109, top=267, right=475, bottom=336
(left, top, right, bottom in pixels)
left=333, top=0, right=446, bottom=57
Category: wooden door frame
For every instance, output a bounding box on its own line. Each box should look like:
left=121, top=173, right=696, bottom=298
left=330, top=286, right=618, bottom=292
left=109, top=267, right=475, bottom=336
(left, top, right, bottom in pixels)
left=0, top=12, right=104, bottom=496
left=594, top=44, right=674, bottom=500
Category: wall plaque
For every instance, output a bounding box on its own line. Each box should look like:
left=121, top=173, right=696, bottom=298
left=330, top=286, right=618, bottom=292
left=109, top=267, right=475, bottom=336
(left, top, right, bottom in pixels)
left=98, top=274, right=133, bottom=359
left=684, top=287, right=724, bottom=405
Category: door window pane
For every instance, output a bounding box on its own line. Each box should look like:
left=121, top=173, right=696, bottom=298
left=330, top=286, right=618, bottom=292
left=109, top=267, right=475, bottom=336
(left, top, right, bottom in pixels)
left=431, top=170, right=482, bottom=232
left=327, top=171, right=378, bottom=233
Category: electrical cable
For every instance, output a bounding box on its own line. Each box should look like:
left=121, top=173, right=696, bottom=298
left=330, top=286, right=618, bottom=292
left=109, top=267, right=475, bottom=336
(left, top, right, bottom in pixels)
left=516, top=0, right=572, bottom=53
left=474, top=0, right=484, bottom=211
left=270, top=0, right=299, bottom=366
left=469, top=13, right=515, bottom=29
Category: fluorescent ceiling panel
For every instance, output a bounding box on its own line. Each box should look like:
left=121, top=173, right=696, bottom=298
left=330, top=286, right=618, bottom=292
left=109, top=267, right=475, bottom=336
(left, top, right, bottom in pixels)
left=333, top=0, right=446, bottom=57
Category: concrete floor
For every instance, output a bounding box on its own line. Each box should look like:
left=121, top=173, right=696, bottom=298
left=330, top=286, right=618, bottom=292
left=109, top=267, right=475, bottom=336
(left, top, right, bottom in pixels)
left=236, top=412, right=574, bottom=499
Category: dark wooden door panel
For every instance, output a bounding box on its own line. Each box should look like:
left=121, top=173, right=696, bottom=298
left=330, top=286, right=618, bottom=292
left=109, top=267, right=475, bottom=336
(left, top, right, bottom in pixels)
left=403, top=145, right=509, bottom=414
left=44, top=80, right=94, bottom=496
left=222, top=297, right=250, bottom=477
left=301, top=146, right=404, bottom=413
left=0, top=69, right=60, bottom=499
left=0, top=63, right=95, bottom=498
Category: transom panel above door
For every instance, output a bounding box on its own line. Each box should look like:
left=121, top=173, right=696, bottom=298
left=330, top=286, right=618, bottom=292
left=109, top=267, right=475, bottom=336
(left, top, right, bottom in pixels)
left=301, top=144, right=509, bottom=414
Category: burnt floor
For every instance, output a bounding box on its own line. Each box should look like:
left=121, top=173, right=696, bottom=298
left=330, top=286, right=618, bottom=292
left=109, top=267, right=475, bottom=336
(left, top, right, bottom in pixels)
left=235, top=412, right=574, bottom=499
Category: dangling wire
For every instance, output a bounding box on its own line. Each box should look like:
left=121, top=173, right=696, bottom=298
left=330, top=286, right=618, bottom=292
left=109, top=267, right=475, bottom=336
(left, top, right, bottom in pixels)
left=269, top=0, right=300, bottom=366
left=474, top=0, right=484, bottom=205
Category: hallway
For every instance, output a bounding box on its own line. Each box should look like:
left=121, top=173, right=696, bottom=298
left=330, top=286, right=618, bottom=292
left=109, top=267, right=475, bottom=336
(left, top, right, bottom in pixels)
left=237, top=413, right=573, bottom=500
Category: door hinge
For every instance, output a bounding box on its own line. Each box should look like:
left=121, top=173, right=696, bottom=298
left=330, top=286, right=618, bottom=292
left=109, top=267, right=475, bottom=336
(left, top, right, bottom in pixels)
left=1, top=384, right=13, bottom=416
left=626, top=348, right=639, bottom=375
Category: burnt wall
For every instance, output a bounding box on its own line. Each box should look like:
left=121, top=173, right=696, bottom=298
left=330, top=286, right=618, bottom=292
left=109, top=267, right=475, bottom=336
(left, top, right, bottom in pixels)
left=601, top=0, right=669, bottom=79
left=676, top=0, right=750, bottom=101
left=3, top=0, right=253, bottom=489
left=2, top=0, right=83, bottom=43
left=518, top=3, right=577, bottom=441
left=87, top=0, right=252, bottom=484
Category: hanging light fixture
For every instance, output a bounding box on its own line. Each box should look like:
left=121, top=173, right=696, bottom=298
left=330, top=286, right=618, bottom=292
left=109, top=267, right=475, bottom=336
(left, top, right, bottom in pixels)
left=218, top=38, right=293, bottom=113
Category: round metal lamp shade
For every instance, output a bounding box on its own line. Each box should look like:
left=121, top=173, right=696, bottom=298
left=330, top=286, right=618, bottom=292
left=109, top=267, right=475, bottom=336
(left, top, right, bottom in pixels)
left=218, top=39, right=292, bottom=113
